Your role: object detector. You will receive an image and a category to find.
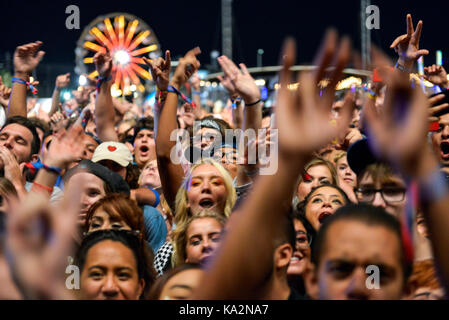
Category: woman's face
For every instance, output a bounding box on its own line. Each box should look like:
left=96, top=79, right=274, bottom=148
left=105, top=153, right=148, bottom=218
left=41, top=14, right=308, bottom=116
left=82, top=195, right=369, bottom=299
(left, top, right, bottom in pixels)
left=140, top=160, right=161, bottom=188
left=185, top=218, right=223, bottom=265
left=297, top=165, right=333, bottom=201
left=186, top=164, right=228, bottom=215
left=305, top=186, right=346, bottom=231
left=287, top=219, right=311, bottom=276
left=336, top=156, right=357, bottom=188
left=159, top=268, right=205, bottom=300
left=88, top=209, right=132, bottom=233
left=81, top=240, right=144, bottom=300
left=66, top=172, right=107, bottom=225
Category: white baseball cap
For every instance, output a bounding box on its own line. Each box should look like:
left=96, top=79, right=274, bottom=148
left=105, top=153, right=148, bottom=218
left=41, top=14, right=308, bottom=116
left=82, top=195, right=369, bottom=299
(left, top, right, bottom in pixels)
left=92, top=141, right=133, bottom=167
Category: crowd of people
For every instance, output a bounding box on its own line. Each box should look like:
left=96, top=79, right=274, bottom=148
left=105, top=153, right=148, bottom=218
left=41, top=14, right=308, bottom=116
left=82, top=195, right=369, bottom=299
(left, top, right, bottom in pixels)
left=0, top=13, right=449, bottom=300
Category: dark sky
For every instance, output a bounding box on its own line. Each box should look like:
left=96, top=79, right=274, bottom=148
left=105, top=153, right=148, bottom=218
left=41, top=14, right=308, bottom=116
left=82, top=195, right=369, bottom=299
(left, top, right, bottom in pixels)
left=1, top=0, right=448, bottom=94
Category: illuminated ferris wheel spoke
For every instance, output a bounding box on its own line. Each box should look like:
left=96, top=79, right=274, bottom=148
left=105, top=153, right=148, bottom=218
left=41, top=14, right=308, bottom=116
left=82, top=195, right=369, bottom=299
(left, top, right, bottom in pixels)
left=131, top=57, right=146, bottom=65
left=90, top=27, right=113, bottom=51
left=104, top=18, right=119, bottom=47
left=127, top=31, right=150, bottom=52
left=130, top=63, right=152, bottom=80
left=83, top=57, right=94, bottom=64
left=124, top=20, right=139, bottom=48
left=84, top=41, right=106, bottom=54
left=118, top=16, right=125, bottom=47
left=130, top=44, right=158, bottom=57
left=88, top=70, right=99, bottom=80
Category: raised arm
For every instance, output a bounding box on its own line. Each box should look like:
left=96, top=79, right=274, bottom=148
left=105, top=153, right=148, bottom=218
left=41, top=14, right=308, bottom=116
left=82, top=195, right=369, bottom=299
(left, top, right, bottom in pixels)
left=8, top=41, right=45, bottom=118
left=193, top=31, right=353, bottom=299
left=49, top=73, right=70, bottom=117
left=93, top=51, right=118, bottom=142
left=364, top=48, right=449, bottom=294
left=147, top=48, right=201, bottom=208
left=390, top=14, right=428, bottom=73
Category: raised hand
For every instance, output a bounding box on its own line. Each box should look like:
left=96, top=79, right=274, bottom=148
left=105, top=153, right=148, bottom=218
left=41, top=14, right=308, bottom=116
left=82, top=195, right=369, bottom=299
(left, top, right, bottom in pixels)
left=0, top=76, right=11, bottom=108
left=0, top=147, right=26, bottom=195
left=217, top=56, right=260, bottom=104
left=43, top=125, right=85, bottom=169
left=424, top=64, right=449, bottom=89
left=93, top=51, right=113, bottom=79
left=276, top=31, right=354, bottom=159
left=5, top=183, right=82, bottom=299
left=55, top=73, right=71, bottom=89
left=191, top=72, right=201, bottom=92
left=364, top=48, right=430, bottom=177
left=144, top=50, right=171, bottom=91
left=428, top=93, right=449, bottom=122
left=390, top=14, right=429, bottom=69
left=13, top=41, right=45, bottom=77
left=171, top=47, right=201, bottom=89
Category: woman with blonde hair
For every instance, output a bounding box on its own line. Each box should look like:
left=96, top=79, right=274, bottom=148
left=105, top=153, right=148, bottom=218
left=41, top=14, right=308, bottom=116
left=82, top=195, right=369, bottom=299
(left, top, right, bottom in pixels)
left=172, top=210, right=227, bottom=267
left=153, top=159, right=236, bottom=276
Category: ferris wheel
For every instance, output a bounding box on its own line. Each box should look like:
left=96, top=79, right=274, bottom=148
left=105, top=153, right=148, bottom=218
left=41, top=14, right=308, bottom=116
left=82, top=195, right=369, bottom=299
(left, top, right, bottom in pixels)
left=75, top=12, right=162, bottom=96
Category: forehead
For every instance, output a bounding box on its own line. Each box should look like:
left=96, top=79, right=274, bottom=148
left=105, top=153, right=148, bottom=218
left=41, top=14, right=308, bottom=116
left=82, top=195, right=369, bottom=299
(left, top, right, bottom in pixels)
left=187, top=218, right=222, bottom=236
left=293, top=219, right=307, bottom=233
left=310, top=186, right=343, bottom=199
left=86, top=240, right=136, bottom=268
left=192, top=164, right=222, bottom=177
left=1, top=123, right=34, bottom=141
left=321, top=220, right=402, bottom=266
left=439, top=113, right=449, bottom=125
left=163, top=269, right=204, bottom=292
left=69, top=172, right=105, bottom=189
left=359, top=171, right=405, bottom=187
left=136, top=129, right=153, bottom=136
left=83, top=134, right=99, bottom=146
left=198, top=127, right=220, bottom=136
left=308, top=164, right=331, bottom=177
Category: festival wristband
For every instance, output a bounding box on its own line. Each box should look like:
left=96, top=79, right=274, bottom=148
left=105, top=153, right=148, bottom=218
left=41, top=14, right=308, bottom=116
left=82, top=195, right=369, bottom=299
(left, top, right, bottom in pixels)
left=12, top=77, right=38, bottom=95
left=231, top=96, right=242, bottom=109
left=96, top=76, right=112, bottom=92
left=145, top=187, right=161, bottom=207
left=167, top=85, right=197, bottom=108
left=25, top=162, right=63, bottom=175
left=32, top=182, right=53, bottom=194
left=158, top=90, right=168, bottom=105
left=245, top=99, right=261, bottom=107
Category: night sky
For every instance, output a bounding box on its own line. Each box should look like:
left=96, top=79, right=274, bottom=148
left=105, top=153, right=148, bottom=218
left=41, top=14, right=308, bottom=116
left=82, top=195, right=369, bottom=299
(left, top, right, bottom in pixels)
left=0, top=0, right=448, bottom=95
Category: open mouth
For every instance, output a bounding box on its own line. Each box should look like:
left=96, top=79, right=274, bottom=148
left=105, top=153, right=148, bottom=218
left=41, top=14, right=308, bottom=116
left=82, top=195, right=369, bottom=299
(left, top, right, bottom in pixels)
left=199, top=199, right=215, bottom=209
left=318, top=212, right=332, bottom=224
left=140, top=146, right=149, bottom=153
left=441, top=142, right=449, bottom=159
left=290, top=256, right=304, bottom=263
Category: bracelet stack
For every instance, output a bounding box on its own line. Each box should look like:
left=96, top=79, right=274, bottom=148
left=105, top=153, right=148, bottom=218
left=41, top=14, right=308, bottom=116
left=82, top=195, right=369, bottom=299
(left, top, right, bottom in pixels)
left=167, top=85, right=197, bottom=108
left=12, top=77, right=38, bottom=95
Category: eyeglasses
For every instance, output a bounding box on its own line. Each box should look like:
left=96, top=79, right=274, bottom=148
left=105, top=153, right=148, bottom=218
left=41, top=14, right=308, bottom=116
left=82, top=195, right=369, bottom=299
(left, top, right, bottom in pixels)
left=295, top=231, right=312, bottom=250
left=355, top=187, right=406, bottom=203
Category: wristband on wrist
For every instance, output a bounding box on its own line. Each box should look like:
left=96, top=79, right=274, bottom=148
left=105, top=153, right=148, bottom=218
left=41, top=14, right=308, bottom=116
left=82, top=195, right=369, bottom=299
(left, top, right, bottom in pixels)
left=245, top=99, right=262, bottom=107
left=145, top=186, right=161, bottom=207
left=12, top=77, right=38, bottom=95
left=158, top=90, right=168, bottom=105
left=395, top=61, right=412, bottom=73
left=32, top=182, right=53, bottom=194
left=231, top=97, right=242, bottom=109
left=418, top=169, right=449, bottom=204
left=96, top=76, right=112, bottom=92
left=167, top=85, right=197, bottom=108
left=26, top=162, right=63, bottom=176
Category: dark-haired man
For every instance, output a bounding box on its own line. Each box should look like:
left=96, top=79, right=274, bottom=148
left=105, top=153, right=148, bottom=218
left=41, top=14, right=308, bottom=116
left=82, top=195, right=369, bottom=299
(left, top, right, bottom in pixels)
left=306, top=204, right=411, bottom=300
left=133, top=116, right=156, bottom=169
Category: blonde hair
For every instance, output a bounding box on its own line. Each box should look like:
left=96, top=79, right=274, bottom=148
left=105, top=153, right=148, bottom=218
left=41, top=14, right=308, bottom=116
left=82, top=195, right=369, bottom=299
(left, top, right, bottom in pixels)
left=333, top=151, right=347, bottom=166
left=174, top=158, right=236, bottom=227
left=172, top=210, right=227, bottom=267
